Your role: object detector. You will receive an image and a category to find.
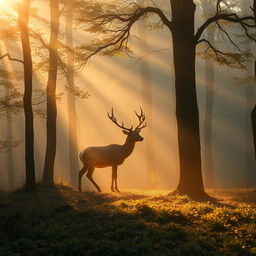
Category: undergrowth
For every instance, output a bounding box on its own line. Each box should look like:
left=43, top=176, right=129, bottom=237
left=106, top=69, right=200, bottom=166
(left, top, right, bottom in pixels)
left=0, top=186, right=256, bottom=256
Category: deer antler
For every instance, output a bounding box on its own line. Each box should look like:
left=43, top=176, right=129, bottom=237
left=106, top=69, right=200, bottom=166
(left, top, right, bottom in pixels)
left=108, top=108, right=146, bottom=132
left=108, top=108, right=133, bottom=132
left=135, top=107, right=146, bottom=131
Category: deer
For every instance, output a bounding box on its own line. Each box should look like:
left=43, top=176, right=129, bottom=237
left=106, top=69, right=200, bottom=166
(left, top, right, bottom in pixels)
left=78, top=108, right=146, bottom=193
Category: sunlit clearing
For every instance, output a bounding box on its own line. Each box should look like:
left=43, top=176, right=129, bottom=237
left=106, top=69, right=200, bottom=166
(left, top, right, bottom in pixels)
left=51, top=52, right=179, bottom=192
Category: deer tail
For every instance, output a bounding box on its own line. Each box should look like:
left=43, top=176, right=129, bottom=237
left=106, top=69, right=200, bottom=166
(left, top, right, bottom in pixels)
left=79, top=150, right=85, bottom=163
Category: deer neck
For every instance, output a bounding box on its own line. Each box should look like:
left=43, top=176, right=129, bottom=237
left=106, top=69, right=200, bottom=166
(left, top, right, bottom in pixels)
left=122, top=136, right=136, bottom=158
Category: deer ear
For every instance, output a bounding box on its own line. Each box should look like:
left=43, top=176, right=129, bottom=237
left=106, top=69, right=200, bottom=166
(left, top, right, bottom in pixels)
left=122, top=130, right=129, bottom=135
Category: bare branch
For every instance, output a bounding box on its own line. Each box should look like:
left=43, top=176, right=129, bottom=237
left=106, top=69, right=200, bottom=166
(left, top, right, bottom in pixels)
left=197, top=38, right=233, bottom=58
left=0, top=53, right=24, bottom=64
left=195, top=13, right=255, bottom=42
left=30, top=29, right=50, bottom=50
left=197, top=38, right=250, bottom=69
left=78, top=6, right=171, bottom=68
left=215, top=20, right=241, bottom=51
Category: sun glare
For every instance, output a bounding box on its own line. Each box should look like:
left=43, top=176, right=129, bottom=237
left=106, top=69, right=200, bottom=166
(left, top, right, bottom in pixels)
left=0, top=0, right=9, bottom=10
left=0, top=0, right=7, bottom=6
left=0, top=0, right=20, bottom=8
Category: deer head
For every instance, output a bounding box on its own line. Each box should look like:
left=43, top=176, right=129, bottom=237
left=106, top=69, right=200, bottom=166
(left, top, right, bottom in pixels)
left=108, top=108, right=146, bottom=142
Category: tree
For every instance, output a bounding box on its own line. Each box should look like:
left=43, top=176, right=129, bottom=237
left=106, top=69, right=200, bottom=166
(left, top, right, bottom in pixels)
left=78, top=0, right=256, bottom=197
left=65, top=1, right=79, bottom=188
left=32, top=0, right=89, bottom=186
left=17, top=0, right=36, bottom=191
left=0, top=0, right=37, bottom=191
left=254, top=0, right=256, bottom=79
left=4, top=70, right=15, bottom=189
left=252, top=0, right=256, bottom=160
left=42, top=0, right=60, bottom=184
left=0, top=47, right=36, bottom=192
left=0, top=66, right=23, bottom=189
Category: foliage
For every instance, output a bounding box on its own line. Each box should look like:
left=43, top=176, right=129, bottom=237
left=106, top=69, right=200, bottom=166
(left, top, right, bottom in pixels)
left=0, top=138, right=23, bottom=152
left=0, top=186, right=256, bottom=256
left=196, top=0, right=256, bottom=70
left=0, top=67, right=23, bottom=115
left=0, top=0, right=91, bottom=103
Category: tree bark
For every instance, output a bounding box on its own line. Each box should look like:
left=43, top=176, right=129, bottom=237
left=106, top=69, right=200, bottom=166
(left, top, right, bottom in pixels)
left=253, top=0, right=256, bottom=160
left=252, top=105, right=256, bottom=160
left=42, top=0, right=59, bottom=184
left=66, top=3, right=79, bottom=188
left=18, top=0, right=36, bottom=191
left=5, top=90, right=15, bottom=189
left=4, top=64, right=15, bottom=189
left=254, top=0, right=256, bottom=82
left=170, top=0, right=206, bottom=197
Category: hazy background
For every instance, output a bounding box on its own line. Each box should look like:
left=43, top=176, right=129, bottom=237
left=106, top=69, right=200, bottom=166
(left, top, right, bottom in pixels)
left=0, top=0, right=255, bottom=191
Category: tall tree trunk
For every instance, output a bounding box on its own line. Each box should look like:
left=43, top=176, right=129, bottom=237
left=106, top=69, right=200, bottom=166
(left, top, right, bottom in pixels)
left=5, top=88, right=15, bottom=189
left=244, top=43, right=254, bottom=185
left=66, top=3, right=79, bottom=188
left=18, top=0, right=36, bottom=191
left=252, top=0, right=256, bottom=160
left=137, top=0, right=156, bottom=189
left=252, top=105, right=256, bottom=160
left=203, top=28, right=215, bottom=189
left=170, top=0, right=206, bottom=197
left=254, top=0, right=256, bottom=79
left=42, top=0, right=59, bottom=184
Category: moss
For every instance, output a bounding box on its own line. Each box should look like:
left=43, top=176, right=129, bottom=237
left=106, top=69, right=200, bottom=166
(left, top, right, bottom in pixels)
left=0, top=187, right=256, bottom=256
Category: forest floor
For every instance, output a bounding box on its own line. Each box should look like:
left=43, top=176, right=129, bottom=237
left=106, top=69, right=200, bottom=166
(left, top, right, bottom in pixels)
left=0, top=185, right=256, bottom=256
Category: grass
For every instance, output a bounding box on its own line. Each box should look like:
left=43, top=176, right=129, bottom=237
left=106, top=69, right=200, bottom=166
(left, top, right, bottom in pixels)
left=0, top=185, right=256, bottom=256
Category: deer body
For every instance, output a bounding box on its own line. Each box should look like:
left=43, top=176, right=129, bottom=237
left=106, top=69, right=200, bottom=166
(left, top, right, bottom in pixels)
left=78, top=109, right=145, bottom=193
left=80, top=139, right=136, bottom=168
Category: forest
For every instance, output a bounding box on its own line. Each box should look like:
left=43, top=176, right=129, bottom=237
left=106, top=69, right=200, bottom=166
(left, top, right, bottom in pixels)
left=0, top=0, right=256, bottom=255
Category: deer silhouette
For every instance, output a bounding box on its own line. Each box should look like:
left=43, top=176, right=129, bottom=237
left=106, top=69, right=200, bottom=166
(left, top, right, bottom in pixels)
left=78, top=108, right=146, bottom=192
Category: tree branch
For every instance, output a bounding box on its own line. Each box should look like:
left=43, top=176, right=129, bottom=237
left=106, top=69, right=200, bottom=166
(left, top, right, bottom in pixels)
left=197, top=38, right=250, bottom=69
left=195, top=13, right=255, bottom=42
left=78, top=6, right=171, bottom=67
left=215, top=20, right=241, bottom=51
left=0, top=53, right=24, bottom=64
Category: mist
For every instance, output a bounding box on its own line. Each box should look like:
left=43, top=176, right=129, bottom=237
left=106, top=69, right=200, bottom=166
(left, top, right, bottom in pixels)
left=0, top=0, right=255, bottom=192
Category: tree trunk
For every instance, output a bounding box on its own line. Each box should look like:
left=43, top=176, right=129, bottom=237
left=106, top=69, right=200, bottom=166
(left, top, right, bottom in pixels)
left=170, top=0, right=206, bottom=197
left=254, top=0, right=256, bottom=79
left=203, top=29, right=215, bottom=189
left=252, top=105, right=256, bottom=160
left=4, top=65, right=15, bottom=189
left=5, top=90, right=15, bottom=189
left=137, top=0, right=157, bottom=189
left=42, top=0, right=59, bottom=184
left=18, top=0, right=36, bottom=191
left=66, top=3, right=79, bottom=188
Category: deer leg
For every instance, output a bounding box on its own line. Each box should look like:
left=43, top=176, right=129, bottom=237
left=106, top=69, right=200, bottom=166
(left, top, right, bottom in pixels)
left=78, top=167, right=87, bottom=192
left=86, top=167, right=102, bottom=192
left=111, top=166, right=116, bottom=192
left=113, top=165, right=120, bottom=193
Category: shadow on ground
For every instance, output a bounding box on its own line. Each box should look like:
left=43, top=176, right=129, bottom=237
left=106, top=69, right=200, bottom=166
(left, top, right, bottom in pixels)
left=0, top=185, right=256, bottom=256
